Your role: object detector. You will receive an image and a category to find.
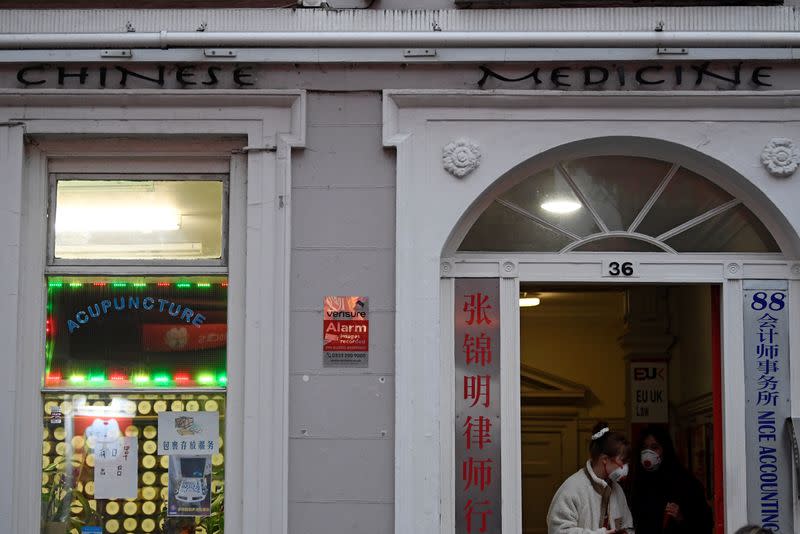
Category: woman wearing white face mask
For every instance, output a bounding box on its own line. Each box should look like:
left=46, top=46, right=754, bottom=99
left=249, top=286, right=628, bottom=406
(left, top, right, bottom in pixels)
left=630, top=425, right=712, bottom=534
left=547, top=421, right=635, bottom=534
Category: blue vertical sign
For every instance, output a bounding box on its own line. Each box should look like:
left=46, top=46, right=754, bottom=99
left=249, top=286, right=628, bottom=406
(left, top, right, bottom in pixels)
left=743, top=281, right=792, bottom=533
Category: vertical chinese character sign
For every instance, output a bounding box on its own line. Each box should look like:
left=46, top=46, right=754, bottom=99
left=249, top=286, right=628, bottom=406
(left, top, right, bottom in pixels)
left=743, top=282, right=792, bottom=533
left=455, top=279, right=501, bottom=534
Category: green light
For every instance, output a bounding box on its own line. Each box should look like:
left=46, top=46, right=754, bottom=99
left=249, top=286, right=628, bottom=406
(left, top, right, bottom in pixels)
left=111, top=282, right=127, bottom=288
left=69, top=282, right=83, bottom=288
left=196, top=283, right=211, bottom=288
left=132, top=374, right=150, bottom=384
left=48, top=281, right=63, bottom=289
left=88, top=373, right=106, bottom=383
left=217, top=374, right=227, bottom=386
left=154, top=374, right=170, bottom=384
left=69, top=374, right=86, bottom=383
left=197, top=373, right=215, bottom=385
left=176, top=282, right=192, bottom=288
left=132, top=283, right=147, bottom=288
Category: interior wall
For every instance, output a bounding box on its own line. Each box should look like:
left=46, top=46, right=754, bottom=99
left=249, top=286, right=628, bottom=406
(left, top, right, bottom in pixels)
left=520, top=291, right=628, bottom=420
left=668, top=285, right=714, bottom=408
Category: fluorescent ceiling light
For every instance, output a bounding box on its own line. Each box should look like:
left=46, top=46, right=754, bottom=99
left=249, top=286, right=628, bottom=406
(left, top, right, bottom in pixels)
left=519, top=296, right=541, bottom=307
left=541, top=200, right=582, bottom=214
left=55, top=242, right=204, bottom=259
left=56, top=206, right=181, bottom=233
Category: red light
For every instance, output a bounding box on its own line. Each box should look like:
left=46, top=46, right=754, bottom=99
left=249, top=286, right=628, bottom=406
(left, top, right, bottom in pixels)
left=93, top=282, right=107, bottom=287
left=221, top=281, right=228, bottom=287
left=45, top=318, right=55, bottom=336
left=174, top=373, right=191, bottom=383
left=109, top=373, right=127, bottom=381
left=157, top=282, right=170, bottom=287
left=45, top=372, right=62, bottom=383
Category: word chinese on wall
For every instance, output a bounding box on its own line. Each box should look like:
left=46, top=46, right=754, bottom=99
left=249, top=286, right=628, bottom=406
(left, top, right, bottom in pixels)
left=455, top=279, right=501, bottom=534
left=743, top=282, right=793, bottom=533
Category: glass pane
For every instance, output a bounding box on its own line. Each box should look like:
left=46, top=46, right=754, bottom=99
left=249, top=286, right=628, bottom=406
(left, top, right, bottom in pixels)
left=41, top=392, right=225, bottom=534
left=54, top=180, right=224, bottom=261
left=573, top=237, right=666, bottom=252
left=498, top=169, right=600, bottom=238
left=45, top=276, right=227, bottom=389
left=458, top=201, right=574, bottom=252
left=636, top=168, right=734, bottom=238
left=665, top=204, right=780, bottom=253
left=562, top=156, right=672, bottom=231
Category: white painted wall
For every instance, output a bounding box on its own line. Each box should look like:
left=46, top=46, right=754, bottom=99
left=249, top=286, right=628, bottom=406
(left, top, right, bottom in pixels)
left=288, top=91, right=396, bottom=534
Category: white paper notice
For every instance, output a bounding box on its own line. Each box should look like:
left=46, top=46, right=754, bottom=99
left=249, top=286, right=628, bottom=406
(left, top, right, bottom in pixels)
left=94, top=436, right=138, bottom=499
left=158, top=411, right=219, bottom=456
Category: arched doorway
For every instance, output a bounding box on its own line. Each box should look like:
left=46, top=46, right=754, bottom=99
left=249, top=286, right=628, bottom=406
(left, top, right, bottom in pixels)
left=458, top=155, right=780, bottom=534
left=384, top=90, right=800, bottom=534
left=449, top=151, right=784, bottom=534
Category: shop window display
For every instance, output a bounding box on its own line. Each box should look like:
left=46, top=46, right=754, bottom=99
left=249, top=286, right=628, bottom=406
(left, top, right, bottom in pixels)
left=41, top=392, right=225, bottom=534
left=42, top=174, right=229, bottom=534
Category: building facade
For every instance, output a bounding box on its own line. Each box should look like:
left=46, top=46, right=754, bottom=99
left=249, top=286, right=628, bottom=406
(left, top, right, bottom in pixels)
left=2, top=4, right=800, bottom=534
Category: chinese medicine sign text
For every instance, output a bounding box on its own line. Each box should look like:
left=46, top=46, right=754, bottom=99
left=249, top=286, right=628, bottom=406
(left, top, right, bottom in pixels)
left=630, top=361, right=668, bottom=423
left=743, top=282, right=792, bottom=533
left=455, top=279, right=501, bottom=534
left=158, top=412, right=219, bottom=456
left=323, top=296, right=369, bottom=367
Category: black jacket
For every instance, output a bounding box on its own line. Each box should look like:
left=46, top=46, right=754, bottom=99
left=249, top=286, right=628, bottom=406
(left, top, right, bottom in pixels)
left=631, top=464, right=713, bottom=534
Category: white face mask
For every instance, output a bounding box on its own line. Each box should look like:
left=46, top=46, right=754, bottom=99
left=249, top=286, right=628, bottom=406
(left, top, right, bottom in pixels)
left=641, top=449, right=662, bottom=471
left=608, top=462, right=629, bottom=483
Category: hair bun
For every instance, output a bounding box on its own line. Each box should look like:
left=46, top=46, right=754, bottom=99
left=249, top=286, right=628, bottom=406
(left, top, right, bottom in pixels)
left=591, top=421, right=610, bottom=435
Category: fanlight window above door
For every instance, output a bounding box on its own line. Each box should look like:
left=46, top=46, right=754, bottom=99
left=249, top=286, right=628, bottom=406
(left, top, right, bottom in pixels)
left=458, top=156, right=780, bottom=254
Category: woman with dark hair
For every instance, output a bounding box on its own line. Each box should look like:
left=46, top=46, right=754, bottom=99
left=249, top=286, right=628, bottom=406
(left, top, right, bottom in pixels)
left=546, top=422, right=635, bottom=533
left=630, top=425, right=713, bottom=534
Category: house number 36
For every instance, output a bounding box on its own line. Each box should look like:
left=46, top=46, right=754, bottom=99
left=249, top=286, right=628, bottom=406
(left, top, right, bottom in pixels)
left=602, top=260, right=639, bottom=277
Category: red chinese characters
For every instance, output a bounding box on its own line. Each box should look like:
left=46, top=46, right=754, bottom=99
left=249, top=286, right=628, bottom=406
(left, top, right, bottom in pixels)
left=455, top=280, right=501, bottom=534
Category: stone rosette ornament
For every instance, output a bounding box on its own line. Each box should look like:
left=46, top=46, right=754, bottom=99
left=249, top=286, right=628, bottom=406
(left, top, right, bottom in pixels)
left=443, top=139, right=481, bottom=178
left=761, top=137, right=800, bottom=177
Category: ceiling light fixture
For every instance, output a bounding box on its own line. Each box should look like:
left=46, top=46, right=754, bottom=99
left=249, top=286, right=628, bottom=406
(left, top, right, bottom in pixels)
left=541, top=200, right=582, bottom=214
left=519, top=292, right=541, bottom=307
left=55, top=206, right=181, bottom=233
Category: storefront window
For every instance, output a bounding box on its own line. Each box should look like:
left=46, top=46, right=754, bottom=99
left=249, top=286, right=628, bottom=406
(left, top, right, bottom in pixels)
left=42, top=172, right=228, bottom=534
left=41, top=392, right=225, bottom=534
left=45, top=276, right=227, bottom=389
left=53, top=178, right=225, bottom=261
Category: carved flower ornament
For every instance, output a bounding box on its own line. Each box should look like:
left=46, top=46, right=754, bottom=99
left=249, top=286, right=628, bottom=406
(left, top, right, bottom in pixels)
left=761, top=138, right=800, bottom=177
left=443, top=139, right=481, bottom=178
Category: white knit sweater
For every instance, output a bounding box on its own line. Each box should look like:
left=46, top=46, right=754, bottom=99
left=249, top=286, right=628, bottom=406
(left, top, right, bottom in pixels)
left=546, top=461, right=635, bottom=534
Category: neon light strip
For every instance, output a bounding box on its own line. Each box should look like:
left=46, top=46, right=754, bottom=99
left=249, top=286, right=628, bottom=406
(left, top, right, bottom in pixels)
left=44, top=371, right=228, bottom=387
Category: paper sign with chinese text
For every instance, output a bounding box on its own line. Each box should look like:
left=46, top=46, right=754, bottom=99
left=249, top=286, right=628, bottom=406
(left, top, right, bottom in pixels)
left=158, top=412, right=219, bottom=456
left=743, top=281, right=792, bottom=533
left=94, top=436, right=138, bottom=499
left=323, top=295, right=369, bottom=367
left=455, top=278, right=501, bottom=534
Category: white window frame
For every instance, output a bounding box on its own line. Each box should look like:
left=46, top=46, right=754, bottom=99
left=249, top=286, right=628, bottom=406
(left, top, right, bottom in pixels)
left=0, top=90, right=306, bottom=534
left=383, top=89, right=800, bottom=534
